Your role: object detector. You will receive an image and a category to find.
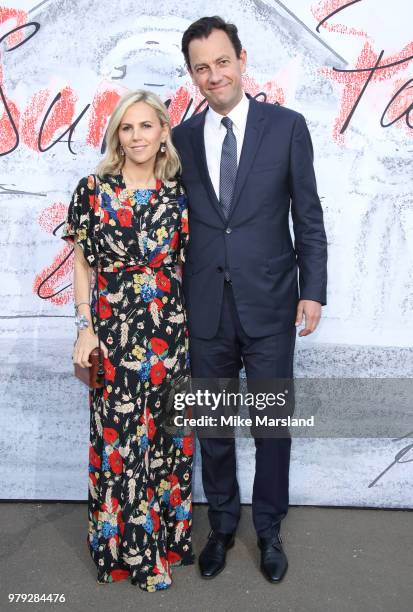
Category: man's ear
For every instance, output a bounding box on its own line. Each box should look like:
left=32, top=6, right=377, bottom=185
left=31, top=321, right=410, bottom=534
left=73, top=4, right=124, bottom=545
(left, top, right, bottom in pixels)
left=240, top=48, right=247, bottom=74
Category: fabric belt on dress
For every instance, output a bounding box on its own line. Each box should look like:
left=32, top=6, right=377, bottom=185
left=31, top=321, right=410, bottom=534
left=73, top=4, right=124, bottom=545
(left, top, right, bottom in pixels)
left=100, top=263, right=177, bottom=274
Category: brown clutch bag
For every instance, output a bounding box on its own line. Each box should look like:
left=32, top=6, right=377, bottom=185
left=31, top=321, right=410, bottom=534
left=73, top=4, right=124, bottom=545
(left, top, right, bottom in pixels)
left=74, top=347, right=105, bottom=389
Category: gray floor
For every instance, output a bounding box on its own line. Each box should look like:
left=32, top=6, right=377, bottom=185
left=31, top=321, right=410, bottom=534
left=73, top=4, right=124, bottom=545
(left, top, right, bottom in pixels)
left=1, top=503, right=412, bottom=612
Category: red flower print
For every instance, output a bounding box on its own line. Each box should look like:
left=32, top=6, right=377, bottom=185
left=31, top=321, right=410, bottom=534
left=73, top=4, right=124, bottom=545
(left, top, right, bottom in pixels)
left=98, top=295, right=112, bottom=319
left=169, top=488, right=182, bottom=507
left=102, top=496, right=119, bottom=512
left=154, top=557, right=169, bottom=576
left=89, top=445, right=101, bottom=469
left=147, top=487, right=154, bottom=502
left=148, top=416, right=156, bottom=441
left=149, top=251, right=167, bottom=268
left=156, top=270, right=171, bottom=293
left=110, top=569, right=129, bottom=582
left=167, top=550, right=182, bottom=564
left=150, top=508, right=160, bottom=533
left=117, top=207, right=133, bottom=227
left=168, top=474, right=179, bottom=486
left=103, top=388, right=109, bottom=401
left=103, top=357, right=116, bottom=382
left=182, top=436, right=193, bottom=456
left=150, top=337, right=168, bottom=355
left=160, top=556, right=168, bottom=572
left=89, top=194, right=99, bottom=212
left=170, top=230, right=179, bottom=250
left=148, top=298, right=164, bottom=312
left=117, top=512, right=125, bottom=536
left=108, top=449, right=123, bottom=474
left=103, top=427, right=118, bottom=445
left=150, top=361, right=166, bottom=385
left=98, top=273, right=108, bottom=290
left=181, top=216, right=188, bottom=234
left=89, top=472, right=97, bottom=486
left=149, top=183, right=162, bottom=204
left=102, top=209, right=110, bottom=224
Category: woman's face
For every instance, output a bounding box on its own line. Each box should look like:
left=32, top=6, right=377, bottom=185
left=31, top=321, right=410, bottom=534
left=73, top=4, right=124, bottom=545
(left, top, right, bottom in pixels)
left=118, top=101, right=168, bottom=168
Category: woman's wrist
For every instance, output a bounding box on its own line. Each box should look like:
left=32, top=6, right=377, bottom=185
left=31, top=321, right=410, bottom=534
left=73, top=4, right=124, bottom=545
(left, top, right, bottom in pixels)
left=78, top=327, right=95, bottom=336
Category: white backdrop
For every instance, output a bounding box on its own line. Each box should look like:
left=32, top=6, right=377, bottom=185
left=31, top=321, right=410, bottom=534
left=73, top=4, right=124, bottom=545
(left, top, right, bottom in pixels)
left=0, top=0, right=412, bottom=506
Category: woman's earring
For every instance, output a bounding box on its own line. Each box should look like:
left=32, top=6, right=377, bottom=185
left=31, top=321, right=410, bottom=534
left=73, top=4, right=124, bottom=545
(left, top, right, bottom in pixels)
left=120, top=146, right=125, bottom=156
left=160, top=143, right=166, bottom=153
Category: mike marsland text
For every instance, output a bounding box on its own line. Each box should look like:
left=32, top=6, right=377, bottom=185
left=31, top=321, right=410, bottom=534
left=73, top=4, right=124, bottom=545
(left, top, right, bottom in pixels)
left=173, top=415, right=315, bottom=427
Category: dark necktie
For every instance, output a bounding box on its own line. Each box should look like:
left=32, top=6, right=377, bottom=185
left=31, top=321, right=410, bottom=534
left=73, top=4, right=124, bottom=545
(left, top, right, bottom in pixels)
left=219, top=116, right=237, bottom=219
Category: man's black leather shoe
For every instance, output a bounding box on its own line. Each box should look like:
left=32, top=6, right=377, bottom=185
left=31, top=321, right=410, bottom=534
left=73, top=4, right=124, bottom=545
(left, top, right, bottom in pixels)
left=198, top=530, right=235, bottom=578
left=258, top=532, right=288, bottom=583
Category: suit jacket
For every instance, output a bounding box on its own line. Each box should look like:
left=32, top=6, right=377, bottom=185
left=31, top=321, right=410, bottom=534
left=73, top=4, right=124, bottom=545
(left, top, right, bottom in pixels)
left=172, top=95, right=327, bottom=339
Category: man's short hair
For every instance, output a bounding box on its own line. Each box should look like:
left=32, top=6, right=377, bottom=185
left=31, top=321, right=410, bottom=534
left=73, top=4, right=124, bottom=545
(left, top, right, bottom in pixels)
left=181, top=16, right=242, bottom=70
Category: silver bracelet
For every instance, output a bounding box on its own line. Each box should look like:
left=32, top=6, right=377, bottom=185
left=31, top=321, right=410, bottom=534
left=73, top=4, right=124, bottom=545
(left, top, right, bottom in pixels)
left=74, top=314, right=90, bottom=330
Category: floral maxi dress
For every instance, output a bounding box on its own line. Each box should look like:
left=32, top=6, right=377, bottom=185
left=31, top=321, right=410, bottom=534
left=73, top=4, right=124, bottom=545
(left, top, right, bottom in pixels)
left=62, top=174, right=194, bottom=591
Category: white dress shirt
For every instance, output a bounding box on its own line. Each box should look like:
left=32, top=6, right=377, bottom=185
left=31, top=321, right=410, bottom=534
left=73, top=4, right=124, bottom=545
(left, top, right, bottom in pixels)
left=204, top=93, right=250, bottom=199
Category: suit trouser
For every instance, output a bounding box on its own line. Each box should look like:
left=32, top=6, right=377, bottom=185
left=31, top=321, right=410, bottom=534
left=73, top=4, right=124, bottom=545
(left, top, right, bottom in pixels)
left=189, top=281, right=296, bottom=538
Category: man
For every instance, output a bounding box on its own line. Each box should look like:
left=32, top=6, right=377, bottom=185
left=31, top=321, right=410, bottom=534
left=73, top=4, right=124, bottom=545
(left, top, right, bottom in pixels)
left=172, top=16, right=327, bottom=583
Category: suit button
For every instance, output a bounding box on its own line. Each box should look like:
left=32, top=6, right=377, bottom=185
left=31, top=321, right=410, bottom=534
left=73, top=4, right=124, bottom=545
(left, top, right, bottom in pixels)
left=217, top=266, right=223, bottom=273
left=225, top=228, right=232, bottom=234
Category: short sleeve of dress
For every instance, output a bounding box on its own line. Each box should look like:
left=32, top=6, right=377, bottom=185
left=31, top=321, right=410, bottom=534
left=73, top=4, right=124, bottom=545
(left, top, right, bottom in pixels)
left=177, top=182, right=189, bottom=263
left=61, top=175, right=98, bottom=266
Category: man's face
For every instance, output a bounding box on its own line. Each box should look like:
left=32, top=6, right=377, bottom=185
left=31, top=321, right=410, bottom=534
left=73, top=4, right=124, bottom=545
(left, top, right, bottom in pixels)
left=187, top=28, right=247, bottom=115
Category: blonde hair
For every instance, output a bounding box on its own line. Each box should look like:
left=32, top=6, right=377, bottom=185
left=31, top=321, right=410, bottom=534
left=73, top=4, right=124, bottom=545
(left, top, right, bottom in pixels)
left=96, top=90, right=181, bottom=180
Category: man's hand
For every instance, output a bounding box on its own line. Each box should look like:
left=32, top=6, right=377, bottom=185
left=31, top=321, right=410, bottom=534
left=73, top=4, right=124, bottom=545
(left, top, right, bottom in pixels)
left=295, top=300, right=322, bottom=337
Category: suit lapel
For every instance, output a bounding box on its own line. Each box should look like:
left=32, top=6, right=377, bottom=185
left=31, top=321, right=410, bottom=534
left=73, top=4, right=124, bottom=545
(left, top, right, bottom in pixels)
left=190, top=109, right=226, bottom=223
left=227, top=97, right=266, bottom=221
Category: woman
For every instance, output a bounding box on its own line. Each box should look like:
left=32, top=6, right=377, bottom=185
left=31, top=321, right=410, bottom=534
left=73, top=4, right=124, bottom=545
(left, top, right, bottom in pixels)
left=62, top=90, right=194, bottom=591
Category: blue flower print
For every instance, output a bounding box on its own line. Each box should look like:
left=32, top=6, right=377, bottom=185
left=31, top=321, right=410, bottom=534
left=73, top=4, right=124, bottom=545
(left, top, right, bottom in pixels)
left=177, top=194, right=187, bottom=212
left=133, top=189, right=155, bottom=206
left=173, top=437, right=183, bottom=448
left=143, top=515, right=153, bottom=534
left=175, top=505, right=189, bottom=521
left=102, top=450, right=109, bottom=471
left=101, top=191, right=117, bottom=218
left=139, top=362, right=150, bottom=382
left=140, top=284, right=157, bottom=303
left=102, top=521, right=118, bottom=539
left=91, top=534, right=99, bottom=551
left=140, top=434, right=148, bottom=451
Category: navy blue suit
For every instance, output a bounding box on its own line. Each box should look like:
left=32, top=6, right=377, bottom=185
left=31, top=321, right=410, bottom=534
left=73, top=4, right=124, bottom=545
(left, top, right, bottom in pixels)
left=173, top=95, right=327, bottom=537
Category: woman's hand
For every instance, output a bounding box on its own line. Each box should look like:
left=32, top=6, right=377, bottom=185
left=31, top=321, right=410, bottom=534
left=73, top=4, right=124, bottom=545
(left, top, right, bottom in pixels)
left=73, top=328, right=109, bottom=367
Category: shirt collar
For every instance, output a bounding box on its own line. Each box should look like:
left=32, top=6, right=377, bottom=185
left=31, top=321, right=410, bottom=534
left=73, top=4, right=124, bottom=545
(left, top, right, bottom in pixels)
left=206, top=93, right=250, bottom=132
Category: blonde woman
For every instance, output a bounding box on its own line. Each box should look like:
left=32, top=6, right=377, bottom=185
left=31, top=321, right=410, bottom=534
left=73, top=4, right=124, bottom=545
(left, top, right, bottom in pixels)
left=62, top=90, right=194, bottom=591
